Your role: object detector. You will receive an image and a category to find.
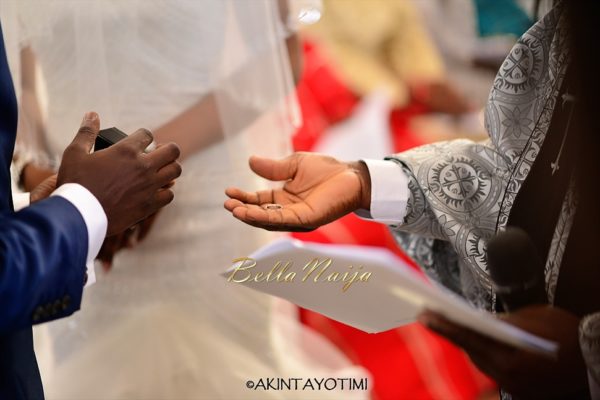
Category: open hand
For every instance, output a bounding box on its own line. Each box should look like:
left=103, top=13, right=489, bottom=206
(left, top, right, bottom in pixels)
left=418, top=306, right=587, bottom=398
left=224, top=153, right=371, bottom=231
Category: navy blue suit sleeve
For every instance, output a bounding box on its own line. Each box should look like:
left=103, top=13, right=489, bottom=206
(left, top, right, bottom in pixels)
left=0, top=196, right=89, bottom=333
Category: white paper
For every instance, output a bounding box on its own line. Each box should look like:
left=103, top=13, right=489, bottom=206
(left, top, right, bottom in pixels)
left=222, top=238, right=558, bottom=356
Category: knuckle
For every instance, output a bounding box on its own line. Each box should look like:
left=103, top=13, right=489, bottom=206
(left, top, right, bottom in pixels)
left=137, top=128, right=153, bottom=141
left=77, top=126, right=96, bottom=136
left=117, top=143, right=137, bottom=157
left=137, top=156, right=152, bottom=172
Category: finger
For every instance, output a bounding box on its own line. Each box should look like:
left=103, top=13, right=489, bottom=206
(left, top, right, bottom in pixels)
left=96, top=233, right=124, bottom=270
left=101, top=261, right=111, bottom=273
left=233, top=218, right=315, bottom=232
left=42, top=174, right=58, bottom=187
left=122, top=225, right=138, bottom=248
left=136, top=190, right=175, bottom=222
left=30, top=175, right=58, bottom=203
left=120, top=128, right=154, bottom=152
left=145, top=142, right=181, bottom=169
left=153, top=188, right=175, bottom=209
left=225, top=187, right=275, bottom=205
left=232, top=204, right=287, bottom=225
left=224, top=198, right=246, bottom=212
left=420, top=311, right=517, bottom=378
left=418, top=311, right=505, bottom=359
left=70, top=112, right=100, bottom=153
left=163, top=180, right=175, bottom=189
left=230, top=203, right=314, bottom=231
left=418, top=311, right=476, bottom=349
left=248, top=154, right=299, bottom=181
left=155, top=162, right=182, bottom=187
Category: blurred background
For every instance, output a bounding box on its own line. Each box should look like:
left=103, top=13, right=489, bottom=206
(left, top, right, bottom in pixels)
left=289, top=1, right=542, bottom=399
left=4, top=0, right=551, bottom=398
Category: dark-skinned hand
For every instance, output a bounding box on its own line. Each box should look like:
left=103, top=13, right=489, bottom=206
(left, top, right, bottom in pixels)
left=57, top=112, right=181, bottom=235
left=96, top=211, right=161, bottom=271
left=224, top=153, right=371, bottom=231
left=418, top=305, right=588, bottom=399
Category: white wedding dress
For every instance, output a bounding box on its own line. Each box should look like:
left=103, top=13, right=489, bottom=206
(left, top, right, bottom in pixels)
left=3, top=1, right=368, bottom=398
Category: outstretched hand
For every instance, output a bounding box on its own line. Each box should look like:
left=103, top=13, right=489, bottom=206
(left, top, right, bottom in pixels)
left=224, top=153, right=371, bottom=231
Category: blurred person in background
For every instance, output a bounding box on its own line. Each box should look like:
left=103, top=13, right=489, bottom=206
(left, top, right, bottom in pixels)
left=303, top=0, right=474, bottom=120
left=304, top=0, right=474, bottom=115
left=414, top=0, right=534, bottom=107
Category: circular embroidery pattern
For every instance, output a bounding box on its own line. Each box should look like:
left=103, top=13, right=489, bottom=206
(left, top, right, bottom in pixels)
left=495, top=36, right=544, bottom=94
left=428, top=156, right=490, bottom=212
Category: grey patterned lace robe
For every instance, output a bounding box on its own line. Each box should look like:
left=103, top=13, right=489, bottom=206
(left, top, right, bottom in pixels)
left=386, top=3, right=600, bottom=396
left=386, top=4, right=573, bottom=310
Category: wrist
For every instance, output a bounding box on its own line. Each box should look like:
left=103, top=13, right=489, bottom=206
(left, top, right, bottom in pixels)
left=348, top=161, right=371, bottom=210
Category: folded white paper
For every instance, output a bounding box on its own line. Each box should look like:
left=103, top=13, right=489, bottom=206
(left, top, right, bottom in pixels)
left=222, top=238, right=558, bottom=356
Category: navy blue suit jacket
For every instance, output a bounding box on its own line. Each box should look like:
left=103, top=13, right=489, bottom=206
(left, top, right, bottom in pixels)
left=0, top=25, right=90, bottom=399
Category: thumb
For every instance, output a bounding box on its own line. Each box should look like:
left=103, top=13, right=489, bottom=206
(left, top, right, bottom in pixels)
left=248, top=154, right=299, bottom=181
left=70, top=111, right=100, bottom=153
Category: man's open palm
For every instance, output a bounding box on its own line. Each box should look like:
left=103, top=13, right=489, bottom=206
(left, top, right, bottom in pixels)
left=224, top=153, right=370, bottom=231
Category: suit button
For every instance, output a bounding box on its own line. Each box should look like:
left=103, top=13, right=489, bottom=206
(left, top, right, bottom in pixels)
left=32, top=306, right=44, bottom=322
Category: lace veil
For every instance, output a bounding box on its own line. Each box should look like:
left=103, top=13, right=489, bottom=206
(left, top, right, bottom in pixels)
left=0, top=0, right=321, bottom=170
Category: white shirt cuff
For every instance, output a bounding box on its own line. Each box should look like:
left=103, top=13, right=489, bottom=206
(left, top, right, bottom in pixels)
left=355, top=159, right=409, bottom=225
left=12, top=192, right=30, bottom=211
left=51, top=183, right=107, bottom=286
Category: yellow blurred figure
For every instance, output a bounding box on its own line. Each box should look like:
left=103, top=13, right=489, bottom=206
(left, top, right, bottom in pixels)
left=305, top=0, right=445, bottom=107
